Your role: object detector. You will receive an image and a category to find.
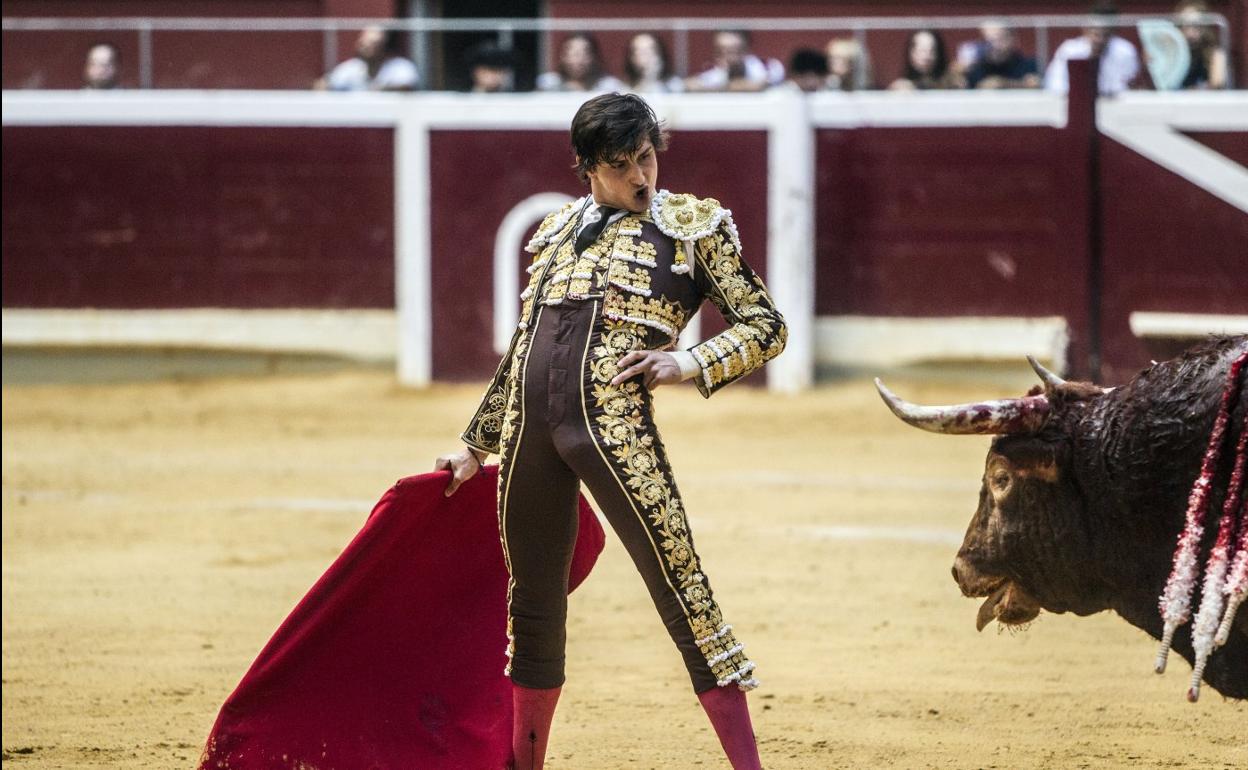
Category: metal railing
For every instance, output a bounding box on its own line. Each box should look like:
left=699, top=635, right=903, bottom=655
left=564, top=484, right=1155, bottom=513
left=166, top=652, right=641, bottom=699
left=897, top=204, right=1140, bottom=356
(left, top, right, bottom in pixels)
left=2, top=13, right=1233, bottom=90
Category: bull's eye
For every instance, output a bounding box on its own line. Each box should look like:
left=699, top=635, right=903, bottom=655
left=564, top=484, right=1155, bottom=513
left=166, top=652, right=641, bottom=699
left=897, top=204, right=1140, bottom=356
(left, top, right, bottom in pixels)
left=991, top=471, right=1011, bottom=492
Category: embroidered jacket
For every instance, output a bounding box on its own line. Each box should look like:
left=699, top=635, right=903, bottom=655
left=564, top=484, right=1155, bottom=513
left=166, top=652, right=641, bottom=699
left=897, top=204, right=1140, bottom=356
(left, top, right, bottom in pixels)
left=461, top=190, right=787, bottom=455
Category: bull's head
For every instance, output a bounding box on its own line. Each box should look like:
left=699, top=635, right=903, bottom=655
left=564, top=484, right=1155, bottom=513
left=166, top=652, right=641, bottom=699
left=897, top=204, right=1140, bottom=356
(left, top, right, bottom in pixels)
left=876, top=359, right=1108, bottom=631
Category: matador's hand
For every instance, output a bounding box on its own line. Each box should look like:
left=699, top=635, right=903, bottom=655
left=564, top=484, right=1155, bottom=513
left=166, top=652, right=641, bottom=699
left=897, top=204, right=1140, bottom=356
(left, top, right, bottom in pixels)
left=611, top=350, right=682, bottom=391
left=435, top=446, right=484, bottom=496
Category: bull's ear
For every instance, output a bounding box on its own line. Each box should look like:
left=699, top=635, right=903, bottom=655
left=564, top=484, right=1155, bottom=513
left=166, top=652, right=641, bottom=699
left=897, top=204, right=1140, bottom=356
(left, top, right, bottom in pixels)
left=1051, top=380, right=1108, bottom=403
left=1027, top=356, right=1110, bottom=401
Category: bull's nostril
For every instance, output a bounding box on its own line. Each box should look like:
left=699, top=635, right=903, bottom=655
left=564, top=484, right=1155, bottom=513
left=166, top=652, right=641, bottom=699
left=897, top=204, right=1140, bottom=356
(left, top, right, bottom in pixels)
left=951, top=563, right=961, bottom=584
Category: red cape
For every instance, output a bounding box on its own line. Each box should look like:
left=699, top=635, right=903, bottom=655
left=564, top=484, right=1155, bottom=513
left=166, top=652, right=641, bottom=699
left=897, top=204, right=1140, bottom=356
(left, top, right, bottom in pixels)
left=198, top=466, right=605, bottom=770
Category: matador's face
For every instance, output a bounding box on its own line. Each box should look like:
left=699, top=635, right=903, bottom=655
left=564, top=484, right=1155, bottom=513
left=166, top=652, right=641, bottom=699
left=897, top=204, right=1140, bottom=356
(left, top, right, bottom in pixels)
left=585, top=138, right=658, bottom=214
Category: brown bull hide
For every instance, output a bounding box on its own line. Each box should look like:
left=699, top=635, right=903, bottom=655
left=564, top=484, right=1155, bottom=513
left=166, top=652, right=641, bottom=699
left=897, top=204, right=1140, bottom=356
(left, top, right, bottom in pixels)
left=877, top=336, right=1248, bottom=700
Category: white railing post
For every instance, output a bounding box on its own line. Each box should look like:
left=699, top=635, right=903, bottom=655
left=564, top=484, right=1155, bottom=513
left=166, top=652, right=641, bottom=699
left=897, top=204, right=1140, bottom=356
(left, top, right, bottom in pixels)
left=765, top=89, right=815, bottom=394
left=137, top=22, right=154, bottom=89
left=395, top=106, right=431, bottom=387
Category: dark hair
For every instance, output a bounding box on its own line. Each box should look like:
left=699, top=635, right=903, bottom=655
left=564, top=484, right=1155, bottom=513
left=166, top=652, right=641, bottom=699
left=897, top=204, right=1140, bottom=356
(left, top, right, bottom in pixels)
left=559, top=32, right=604, bottom=85
left=902, top=29, right=949, bottom=81
left=570, top=93, right=670, bottom=183
left=1175, top=0, right=1218, bottom=50
left=623, top=33, right=672, bottom=86
left=790, top=48, right=829, bottom=77
left=466, top=41, right=514, bottom=70
left=380, top=29, right=405, bottom=57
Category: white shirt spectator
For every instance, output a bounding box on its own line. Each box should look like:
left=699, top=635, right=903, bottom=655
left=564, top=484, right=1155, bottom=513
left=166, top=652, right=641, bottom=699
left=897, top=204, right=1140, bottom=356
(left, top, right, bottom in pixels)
left=691, top=54, right=785, bottom=90
left=327, top=56, right=419, bottom=91
left=1044, top=35, right=1139, bottom=95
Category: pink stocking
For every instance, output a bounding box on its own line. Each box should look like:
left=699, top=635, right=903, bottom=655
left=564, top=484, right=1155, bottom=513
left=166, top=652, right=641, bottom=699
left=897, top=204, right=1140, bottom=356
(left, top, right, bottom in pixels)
left=511, top=684, right=562, bottom=770
left=697, top=685, right=763, bottom=769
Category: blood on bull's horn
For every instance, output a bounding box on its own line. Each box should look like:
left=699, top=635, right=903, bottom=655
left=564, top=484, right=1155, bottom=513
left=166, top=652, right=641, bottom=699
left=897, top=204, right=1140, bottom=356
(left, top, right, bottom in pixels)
left=873, top=379, right=1051, bottom=435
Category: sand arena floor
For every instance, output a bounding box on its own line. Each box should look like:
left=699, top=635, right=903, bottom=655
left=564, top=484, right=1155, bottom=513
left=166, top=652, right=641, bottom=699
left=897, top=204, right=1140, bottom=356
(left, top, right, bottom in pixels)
left=2, top=366, right=1245, bottom=768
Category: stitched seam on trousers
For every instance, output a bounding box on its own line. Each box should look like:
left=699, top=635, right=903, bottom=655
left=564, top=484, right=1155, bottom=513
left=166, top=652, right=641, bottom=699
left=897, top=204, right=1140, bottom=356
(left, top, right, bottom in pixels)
left=576, top=300, right=695, bottom=622
left=499, top=306, right=542, bottom=661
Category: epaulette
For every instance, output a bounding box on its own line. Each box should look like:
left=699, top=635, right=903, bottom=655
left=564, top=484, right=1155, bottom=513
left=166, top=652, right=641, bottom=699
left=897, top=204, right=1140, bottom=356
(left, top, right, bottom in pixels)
left=524, top=197, right=585, bottom=254
left=649, top=190, right=738, bottom=274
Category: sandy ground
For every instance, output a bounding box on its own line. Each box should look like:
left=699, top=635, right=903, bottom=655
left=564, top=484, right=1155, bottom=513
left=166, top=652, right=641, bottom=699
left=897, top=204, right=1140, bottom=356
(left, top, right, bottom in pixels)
left=3, top=365, right=1245, bottom=769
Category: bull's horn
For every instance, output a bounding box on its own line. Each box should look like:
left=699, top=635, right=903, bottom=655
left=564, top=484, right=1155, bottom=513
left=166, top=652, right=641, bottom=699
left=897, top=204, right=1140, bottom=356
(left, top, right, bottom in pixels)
left=874, top=378, right=1051, bottom=435
left=1027, top=356, right=1066, bottom=389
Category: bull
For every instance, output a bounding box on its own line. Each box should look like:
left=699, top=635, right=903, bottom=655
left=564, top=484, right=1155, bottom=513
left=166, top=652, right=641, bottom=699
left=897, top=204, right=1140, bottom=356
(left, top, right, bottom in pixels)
left=875, top=335, right=1248, bottom=699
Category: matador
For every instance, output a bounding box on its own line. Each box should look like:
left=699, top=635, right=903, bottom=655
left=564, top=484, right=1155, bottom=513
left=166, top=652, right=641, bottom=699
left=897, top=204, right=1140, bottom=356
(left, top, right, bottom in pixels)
left=436, top=93, right=787, bottom=770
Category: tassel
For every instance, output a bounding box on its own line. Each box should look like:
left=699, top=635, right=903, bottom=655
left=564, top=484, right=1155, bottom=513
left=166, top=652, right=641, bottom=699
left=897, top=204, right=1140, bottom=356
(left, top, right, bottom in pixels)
left=1155, top=350, right=1246, bottom=677
left=1214, top=480, right=1247, bottom=648
left=671, top=240, right=695, bottom=275
left=1187, top=409, right=1247, bottom=701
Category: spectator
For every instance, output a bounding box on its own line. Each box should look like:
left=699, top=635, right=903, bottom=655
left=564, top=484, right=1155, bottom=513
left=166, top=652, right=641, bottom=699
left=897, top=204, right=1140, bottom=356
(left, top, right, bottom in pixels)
left=961, top=22, right=1041, bottom=89
left=784, top=48, right=830, bottom=92
left=319, top=26, right=419, bottom=92
left=889, top=29, right=964, bottom=90
left=826, top=37, right=874, bottom=91
left=1175, top=0, right=1228, bottom=89
left=466, top=42, right=515, bottom=93
left=686, top=29, right=785, bottom=92
left=1044, top=2, right=1140, bottom=95
left=83, top=43, right=120, bottom=90
left=537, top=33, right=624, bottom=92
left=624, top=33, right=683, bottom=93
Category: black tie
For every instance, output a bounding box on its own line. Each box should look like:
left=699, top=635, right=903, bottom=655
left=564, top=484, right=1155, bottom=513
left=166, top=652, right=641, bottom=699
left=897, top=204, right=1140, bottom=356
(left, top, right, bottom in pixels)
left=574, top=206, right=619, bottom=256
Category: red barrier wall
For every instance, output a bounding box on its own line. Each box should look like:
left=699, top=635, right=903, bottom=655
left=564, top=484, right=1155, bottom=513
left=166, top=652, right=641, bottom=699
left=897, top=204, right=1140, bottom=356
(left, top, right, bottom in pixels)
left=814, top=122, right=1098, bottom=376
left=2, top=108, right=1243, bottom=383
left=815, top=126, right=1074, bottom=316
left=1099, top=136, right=1248, bottom=379
left=426, top=128, right=768, bottom=380
left=1186, top=131, right=1248, bottom=168
left=1, top=126, right=395, bottom=308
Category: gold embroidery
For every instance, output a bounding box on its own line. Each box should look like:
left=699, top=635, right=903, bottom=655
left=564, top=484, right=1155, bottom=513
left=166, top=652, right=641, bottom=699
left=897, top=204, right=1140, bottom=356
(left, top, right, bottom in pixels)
left=588, top=316, right=757, bottom=688
left=601, top=290, right=688, bottom=343
left=525, top=198, right=584, bottom=254
left=498, top=330, right=531, bottom=450
left=539, top=221, right=623, bottom=303
left=498, top=322, right=534, bottom=674
left=689, top=220, right=787, bottom=396
left=462, top=390, right=507, bottom=453
left=609, top=222, right=658, bottom=266
left=652, top=191, right=726, bottom=241
left=607, top=259, right=653, bottom=296
left=535, top=237, right=577, bottom=305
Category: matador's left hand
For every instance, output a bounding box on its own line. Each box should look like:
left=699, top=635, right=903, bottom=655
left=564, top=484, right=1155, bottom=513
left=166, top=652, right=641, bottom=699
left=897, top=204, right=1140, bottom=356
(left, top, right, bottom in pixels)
left=611, top=350, right=682, bottom=390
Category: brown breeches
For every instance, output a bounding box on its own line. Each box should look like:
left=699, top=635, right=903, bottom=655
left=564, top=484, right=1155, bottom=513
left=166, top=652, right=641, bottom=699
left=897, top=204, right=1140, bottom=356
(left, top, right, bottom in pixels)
left=495, top=298, right=757, bottom=694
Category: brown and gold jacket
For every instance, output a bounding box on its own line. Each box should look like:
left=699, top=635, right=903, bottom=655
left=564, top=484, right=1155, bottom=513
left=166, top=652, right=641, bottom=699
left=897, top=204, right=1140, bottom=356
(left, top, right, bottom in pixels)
left=461, top=190, right=787, bottom=455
